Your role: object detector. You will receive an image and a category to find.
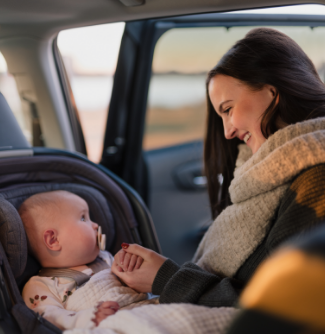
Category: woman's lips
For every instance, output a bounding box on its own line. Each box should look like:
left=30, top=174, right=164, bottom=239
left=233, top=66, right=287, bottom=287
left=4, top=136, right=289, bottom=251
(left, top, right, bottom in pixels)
left=243, top=132, right=252, bottom=144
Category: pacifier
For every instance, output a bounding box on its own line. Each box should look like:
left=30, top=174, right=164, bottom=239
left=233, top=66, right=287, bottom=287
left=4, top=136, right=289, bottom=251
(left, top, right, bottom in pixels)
left=97, top=226, right=106, bottom=251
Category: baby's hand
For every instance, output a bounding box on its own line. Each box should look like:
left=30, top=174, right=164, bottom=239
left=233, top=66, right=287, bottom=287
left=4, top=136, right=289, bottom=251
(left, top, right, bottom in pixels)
left=92, top=301, right=119, bottom=327
left=114, top=247, right=144, bottom=272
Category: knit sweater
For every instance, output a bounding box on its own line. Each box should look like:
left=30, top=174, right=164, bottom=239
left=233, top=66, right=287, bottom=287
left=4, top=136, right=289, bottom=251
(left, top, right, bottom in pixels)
left=226, top=222, right=325, bottom=334
left=194, top=118, right=325, bottom=277
left=152, top=163, right=325, bottom=306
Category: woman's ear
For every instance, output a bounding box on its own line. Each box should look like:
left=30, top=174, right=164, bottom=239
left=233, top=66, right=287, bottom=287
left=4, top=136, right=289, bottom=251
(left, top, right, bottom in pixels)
left=270, top=85, right=279, bottom=102
left=43, top=229, right=61, bottom=251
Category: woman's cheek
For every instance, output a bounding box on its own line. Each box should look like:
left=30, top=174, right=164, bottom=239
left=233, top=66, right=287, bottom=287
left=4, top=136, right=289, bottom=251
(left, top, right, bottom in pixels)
left=231, top=110, right=243, bottom=129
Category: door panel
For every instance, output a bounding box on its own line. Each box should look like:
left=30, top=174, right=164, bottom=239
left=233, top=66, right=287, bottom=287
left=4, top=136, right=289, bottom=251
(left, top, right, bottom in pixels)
left=143, top=26, right=220, bottom=264
left=145, top=141, right=211, bottom=264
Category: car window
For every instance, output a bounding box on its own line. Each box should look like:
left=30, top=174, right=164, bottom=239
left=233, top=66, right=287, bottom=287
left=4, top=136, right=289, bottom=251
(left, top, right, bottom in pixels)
left=0, top=52, right=33, bottom=145
left=57, top=22, right=125, bottom=162
left=144, top=24, right=325, bottom=150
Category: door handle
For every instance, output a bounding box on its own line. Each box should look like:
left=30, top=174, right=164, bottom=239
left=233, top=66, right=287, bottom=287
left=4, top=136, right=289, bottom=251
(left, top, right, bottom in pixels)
left=173, top=160, right=207, bottom=190
left=193, top=175, right=207, bottom=187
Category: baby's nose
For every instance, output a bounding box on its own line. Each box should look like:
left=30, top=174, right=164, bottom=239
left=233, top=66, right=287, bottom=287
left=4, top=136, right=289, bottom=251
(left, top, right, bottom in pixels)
left=92, top=222, right=99, bottom=229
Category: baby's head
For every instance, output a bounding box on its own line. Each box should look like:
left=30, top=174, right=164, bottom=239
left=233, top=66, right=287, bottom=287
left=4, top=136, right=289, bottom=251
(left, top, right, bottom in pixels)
left=19, top=190, right=100, bottom=268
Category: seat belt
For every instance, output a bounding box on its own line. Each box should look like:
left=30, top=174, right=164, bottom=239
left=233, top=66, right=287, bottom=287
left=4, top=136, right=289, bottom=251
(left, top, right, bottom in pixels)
left=38, top=257, right=109, bottom=287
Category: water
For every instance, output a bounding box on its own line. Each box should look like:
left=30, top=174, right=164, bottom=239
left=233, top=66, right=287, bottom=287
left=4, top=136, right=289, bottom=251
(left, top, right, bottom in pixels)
left=70, top=74, right=207, bottom=111
left=147, top=74, right=207, bottom=109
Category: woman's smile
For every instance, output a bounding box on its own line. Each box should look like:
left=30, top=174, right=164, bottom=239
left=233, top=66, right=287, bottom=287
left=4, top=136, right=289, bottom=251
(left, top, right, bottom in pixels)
left=243, top=132, right=251, bottom=144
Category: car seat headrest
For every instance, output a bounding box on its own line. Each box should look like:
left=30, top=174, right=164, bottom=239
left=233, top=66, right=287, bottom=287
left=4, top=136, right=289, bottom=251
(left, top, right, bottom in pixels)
left=0, top=183, right=116, bottom=281
left=0, top=195, right=27, bottom=278
left=0, top=92, right=31, bottom=149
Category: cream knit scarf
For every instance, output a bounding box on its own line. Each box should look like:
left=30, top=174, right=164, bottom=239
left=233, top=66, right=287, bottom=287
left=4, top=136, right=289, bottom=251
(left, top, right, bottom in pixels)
left=193, top=118, right=325, bottom=277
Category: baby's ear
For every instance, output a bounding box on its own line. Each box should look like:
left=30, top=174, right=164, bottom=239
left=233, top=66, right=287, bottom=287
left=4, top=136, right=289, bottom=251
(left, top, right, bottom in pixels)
left=43, top=229, right=61, bottom=251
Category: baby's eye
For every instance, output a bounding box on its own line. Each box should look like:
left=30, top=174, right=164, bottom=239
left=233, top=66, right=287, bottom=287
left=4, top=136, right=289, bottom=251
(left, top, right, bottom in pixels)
left=81, top=215, right=86, bottom=222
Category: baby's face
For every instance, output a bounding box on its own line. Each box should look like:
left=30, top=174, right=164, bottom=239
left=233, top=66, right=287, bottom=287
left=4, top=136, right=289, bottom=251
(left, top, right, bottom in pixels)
left=47, top=193, right=100, bottom=266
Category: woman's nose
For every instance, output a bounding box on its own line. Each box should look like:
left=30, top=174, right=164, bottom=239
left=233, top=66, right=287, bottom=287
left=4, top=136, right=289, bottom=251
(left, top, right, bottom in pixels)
left=223, top=120, right=237, bottom=139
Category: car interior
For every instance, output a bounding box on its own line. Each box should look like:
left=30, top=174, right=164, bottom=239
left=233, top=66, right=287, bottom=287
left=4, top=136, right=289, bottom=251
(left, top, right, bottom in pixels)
left=0, top=0, right=325, bottom=332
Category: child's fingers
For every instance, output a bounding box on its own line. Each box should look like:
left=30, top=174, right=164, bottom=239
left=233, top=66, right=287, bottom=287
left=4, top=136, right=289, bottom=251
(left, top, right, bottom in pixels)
left=120, top=243, right=151, bottom=259
left=134, top=256, right=144, bottom=270
left=113, top=250, right=125, bottom=268
left=112, top=261, right=123, bottom=275
left=104, top=308, right=117, bottom=316
left=100, top=301, right=119, bottom=311
left=96, top=308, right=116, bottom=322
left=118, top=250, right=126, bottom=266
left=122, top=252, right=131, bottom=272
left=94, top=301, right=119, bottom=325
left=127, top=254, right=138, bottom=272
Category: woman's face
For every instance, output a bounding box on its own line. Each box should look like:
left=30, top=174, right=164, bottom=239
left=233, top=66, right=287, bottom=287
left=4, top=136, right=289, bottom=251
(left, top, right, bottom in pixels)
left=208, top=74, right=277, bottom=154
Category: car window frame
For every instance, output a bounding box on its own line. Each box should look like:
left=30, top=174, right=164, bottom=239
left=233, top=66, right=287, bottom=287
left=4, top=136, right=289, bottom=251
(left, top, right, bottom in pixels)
left=99, top=12, right=325, bottom=203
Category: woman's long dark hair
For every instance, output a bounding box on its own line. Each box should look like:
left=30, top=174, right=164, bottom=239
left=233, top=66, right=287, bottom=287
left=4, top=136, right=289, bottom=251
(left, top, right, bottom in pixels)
left=205, top=27, right=325, bottom=219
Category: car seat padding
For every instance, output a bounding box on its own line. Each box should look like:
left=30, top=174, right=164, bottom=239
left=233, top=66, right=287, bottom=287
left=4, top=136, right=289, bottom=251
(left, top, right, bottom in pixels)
left=0, top=155, right=140, bottom=254
left=0, top=195, right=27, bottom=279
left=0, top=183, right=116, bottom=290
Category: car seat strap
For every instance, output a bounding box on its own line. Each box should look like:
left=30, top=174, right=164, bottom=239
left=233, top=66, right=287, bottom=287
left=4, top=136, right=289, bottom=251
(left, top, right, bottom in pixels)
left=38, top=257, right=109, bottom=287
left=88, top=257, right=109, bottom=274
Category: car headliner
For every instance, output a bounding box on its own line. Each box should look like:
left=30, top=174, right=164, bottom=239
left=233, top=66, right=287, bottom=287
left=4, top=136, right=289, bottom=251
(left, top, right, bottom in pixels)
left=0, top=0, right=317, bottom=38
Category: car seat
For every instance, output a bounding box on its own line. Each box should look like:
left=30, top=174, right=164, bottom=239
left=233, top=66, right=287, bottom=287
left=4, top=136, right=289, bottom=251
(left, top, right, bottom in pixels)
left=0, top=92, right=161, bottom=333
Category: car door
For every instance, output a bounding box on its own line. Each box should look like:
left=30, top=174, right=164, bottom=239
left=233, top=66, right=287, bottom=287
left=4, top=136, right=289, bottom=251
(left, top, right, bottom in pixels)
left=97, top=12, right=325, bottom=265
left=99, top=19, right=212, bottom=264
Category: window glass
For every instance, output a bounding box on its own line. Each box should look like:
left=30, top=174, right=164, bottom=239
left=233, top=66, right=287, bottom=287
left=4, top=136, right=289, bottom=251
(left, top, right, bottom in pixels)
left=144, top=24, right=325, bottom=150
left=0, top=52, right=32, bottom=144
left=57, top=22, right=125, bottom=162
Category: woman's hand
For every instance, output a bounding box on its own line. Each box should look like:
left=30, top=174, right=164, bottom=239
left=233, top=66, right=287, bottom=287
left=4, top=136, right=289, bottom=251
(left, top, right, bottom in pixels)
left=112, top=244, right=167, bottom=293
left=114, top=248, right=143, bottom=272
left=92, top=301, right=119, bottom=326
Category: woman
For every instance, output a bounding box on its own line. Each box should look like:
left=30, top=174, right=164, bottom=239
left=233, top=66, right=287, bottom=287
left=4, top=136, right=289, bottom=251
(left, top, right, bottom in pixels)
left=112, top=27, right=325, bottom=307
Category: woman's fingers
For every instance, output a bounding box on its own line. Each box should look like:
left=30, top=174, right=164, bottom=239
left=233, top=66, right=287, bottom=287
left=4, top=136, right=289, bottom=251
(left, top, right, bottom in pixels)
left=112, top=245, right=167, bottom=293
left=121, top=243, right=152, bottom=259
left=134, top=256, right=143, bottom=270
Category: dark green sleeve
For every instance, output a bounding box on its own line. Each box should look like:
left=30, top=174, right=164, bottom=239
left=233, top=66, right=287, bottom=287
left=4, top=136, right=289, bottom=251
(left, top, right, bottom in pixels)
left=267, top=163, right=325, bottom=251
left=152, top=259, right=244, bottom=307
left=153, top=164, right=325, bottom=307
left=235, top=164, right=325, bottom=282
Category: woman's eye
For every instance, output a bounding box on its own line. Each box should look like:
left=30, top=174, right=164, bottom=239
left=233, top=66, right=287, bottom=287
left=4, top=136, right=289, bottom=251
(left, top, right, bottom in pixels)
left=223, top=107, right=231, bottom=115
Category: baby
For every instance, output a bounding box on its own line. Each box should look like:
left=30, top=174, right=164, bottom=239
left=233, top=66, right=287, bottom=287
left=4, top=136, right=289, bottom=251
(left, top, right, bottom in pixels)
left=20, top=190, right=155, bottom=330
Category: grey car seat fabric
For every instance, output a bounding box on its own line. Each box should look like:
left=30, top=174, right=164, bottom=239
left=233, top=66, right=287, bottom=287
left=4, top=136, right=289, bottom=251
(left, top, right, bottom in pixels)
left=0, top=154, right=141, bottom=250
left=0, top=91, right=159, bottom=334
left=0, top=183, right=116, bottom=290
left=0, top=154, right=159, bottom=334
left=0, top=154, right=158, bottom=334
left=0, top=196, right=27, bottom=279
